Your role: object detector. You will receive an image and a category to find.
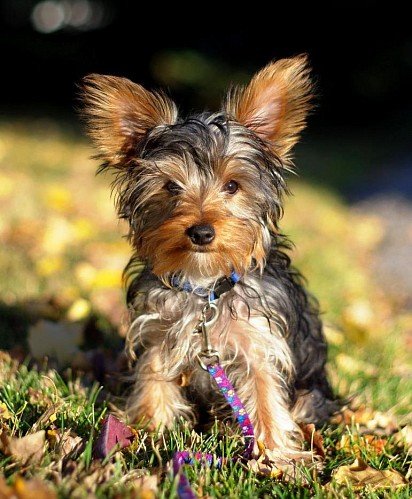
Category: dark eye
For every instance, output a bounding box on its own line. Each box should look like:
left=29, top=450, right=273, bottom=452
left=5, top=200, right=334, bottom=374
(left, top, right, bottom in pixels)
left=223, top=180, right=239, bottom=194
left=165, top=181, right=182, bottom=195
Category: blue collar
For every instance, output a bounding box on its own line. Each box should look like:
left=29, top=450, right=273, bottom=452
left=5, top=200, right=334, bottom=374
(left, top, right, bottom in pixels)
left=170, top=271, right=241, bottom=301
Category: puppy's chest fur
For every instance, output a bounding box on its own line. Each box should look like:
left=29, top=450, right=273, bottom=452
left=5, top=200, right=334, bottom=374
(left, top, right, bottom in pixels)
left=128, top=270, right=295, bottom=385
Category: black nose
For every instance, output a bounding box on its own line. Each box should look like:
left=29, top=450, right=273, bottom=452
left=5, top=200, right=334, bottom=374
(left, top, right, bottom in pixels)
left=186, top=224, right=215, bottom=245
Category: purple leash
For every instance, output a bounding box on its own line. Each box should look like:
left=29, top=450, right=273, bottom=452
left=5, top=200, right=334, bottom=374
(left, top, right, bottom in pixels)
left=173, top=361, right=255, bottom=498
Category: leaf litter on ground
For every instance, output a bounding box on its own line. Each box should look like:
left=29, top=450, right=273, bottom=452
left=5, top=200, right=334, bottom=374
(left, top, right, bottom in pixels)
left=0, top=122, right=411, bottom=497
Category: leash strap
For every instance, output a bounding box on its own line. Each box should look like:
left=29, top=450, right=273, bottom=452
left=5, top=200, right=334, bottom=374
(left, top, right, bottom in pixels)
left=173, top=362, right=255, bottom=498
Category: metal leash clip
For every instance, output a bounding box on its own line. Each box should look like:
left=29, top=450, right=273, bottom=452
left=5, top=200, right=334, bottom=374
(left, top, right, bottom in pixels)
left=195, top=302, right=220, bottom=370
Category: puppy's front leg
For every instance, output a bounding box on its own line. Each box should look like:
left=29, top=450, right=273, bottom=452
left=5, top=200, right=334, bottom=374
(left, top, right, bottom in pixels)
left=126, top=346, right=193, bottom=429
left=232, top=360, right=302, bottom=453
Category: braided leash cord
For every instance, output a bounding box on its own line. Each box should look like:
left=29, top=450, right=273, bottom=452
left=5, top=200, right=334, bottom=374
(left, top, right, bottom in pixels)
left=173, top=362, right=255, bottom=499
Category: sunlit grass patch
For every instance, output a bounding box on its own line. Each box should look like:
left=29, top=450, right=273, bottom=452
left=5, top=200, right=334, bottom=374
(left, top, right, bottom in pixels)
left=0, top=119, right=411, bottom=497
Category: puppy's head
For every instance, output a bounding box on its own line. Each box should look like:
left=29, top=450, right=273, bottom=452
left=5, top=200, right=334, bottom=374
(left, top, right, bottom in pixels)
left=82, top=55, right=313, bottom=282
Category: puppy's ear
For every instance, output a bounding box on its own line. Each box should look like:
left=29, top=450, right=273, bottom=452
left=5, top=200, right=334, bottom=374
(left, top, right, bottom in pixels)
left=81, top=74, right=177, bottom=166
left=225, top=55, right=313, bottom=159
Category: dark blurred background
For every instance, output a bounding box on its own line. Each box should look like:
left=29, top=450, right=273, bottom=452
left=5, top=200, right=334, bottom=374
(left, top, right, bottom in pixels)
left=1, top=1, right=412, bottom=197
left=0, top=1, right=411, bottom=365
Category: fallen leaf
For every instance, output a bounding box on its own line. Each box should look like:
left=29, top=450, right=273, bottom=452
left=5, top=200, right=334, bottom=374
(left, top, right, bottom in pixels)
left=0, top=403, right=12, bottom=420
left=0, top=475, right=13, bottom=497
left=246, top=441, right=320, bottom=482
left=363, top=434, right=387, bottom=455
left=332, top=457, right=407, bottom=489
left=393, top=426, right=412, bottom=451
left=335, top=353, right=377, bottom=376
left=35, top=256, right=64, bottom=277
left=66, top=298, right=91, bottom=321
left=47, top=429, right=83, bottom=458
left=41, top=216, right=74, bottom=255
left=3, top=430, right=46, bottom=465
left=44, top=184, right=73, bottom=213
left=13, top=476, right=56, bottom=499
left=323, top=324, right=344, bottom=346
left=28, top=388, right=53, bottom=408
left=299, top=423, right=325, bottom=458
left=82, top=460, right=116, bottom=493
left=92, top=269, right=122, bottom=289
left=351, top=215, right=385, bottom=250
left=331, top=404, right=398, bottom=434
left=130, top=474, right=158, bottom=498
left=28, top=320, right=83, bottom=366
left=338, top=434, right=387, bottom=456
left=94, top=415, right=135, bottom=458
left=365, top=411, right=398, bottom=433
left=247, top=457, right=284, bottom=479
left=31, top=405, right=62, bottom=433
left=342, top=301, right=374, bottom=343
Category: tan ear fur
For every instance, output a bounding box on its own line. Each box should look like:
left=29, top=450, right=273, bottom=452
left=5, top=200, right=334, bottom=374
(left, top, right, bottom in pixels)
left=82, top=74, right=177, bottom=165
left=225, top=55, right=313, bottom=158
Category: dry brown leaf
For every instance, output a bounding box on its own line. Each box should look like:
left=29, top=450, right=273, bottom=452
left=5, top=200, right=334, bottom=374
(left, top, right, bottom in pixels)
left=4, top=430, right=46, bottom=465
left=331, top=405, right=398, bottom=434
left=365, top=411, right=398, bottom=433
left=47, top=429, right=83, bottom=458
left=299, top=423, right=325, bottom=458
left=338, top=434, right=387, bottom=456
left=129, top=474, right=158, bottom=498
left=332, top=457, right=407, bottom=489
left=28, top=320, right=83, bottom=366
left=247, top=457, right=284, bottom=479
left=335, top=353, right=377, bottom=376
left=246, top=441, right=320, bottom=482
left=82, top=461, right=116, bottom=493
left=0, top=475, right=13, bottom=497
left=27, top=388, right=53, bottom=408
left=13, top=476, right=56, bottom=499
left=393, top=426, right=412, bottom=451
left=363, top=434, right=387, bottom=455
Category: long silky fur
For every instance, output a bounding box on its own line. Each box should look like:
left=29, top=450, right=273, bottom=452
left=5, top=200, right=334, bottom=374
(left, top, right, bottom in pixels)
left=82, top=55, right=339, bottom=454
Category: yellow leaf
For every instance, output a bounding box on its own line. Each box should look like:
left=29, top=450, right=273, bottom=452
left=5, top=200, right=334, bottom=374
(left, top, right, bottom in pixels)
left=335, top=353, right=377, bottom=376
left=35, top=256, right=63, bottom=277
left=14, top=476, right=56, bottom=499
left=332, top=457, right=407, bottom=489
left=323, top=324, right=344, bottom=346
left=337, top=434, right=387, bottom=456
left=0, top=402, right=11, bottom=420
left=0, top=173, right=14, bottom=198
left=93, top=268, right=122, bottom=289
left=66, top=298, right=91, bottom=321
left=72, top=218, right=93, bottom=241
left=131, top=475, right=158, bottom=498
left=343, top=300, right=374, bottom=328
left=74, top=262, right=97, bottom=289
left=44, top=185, right=73, bottom=213
left=42, top=217, right=73, bottom=255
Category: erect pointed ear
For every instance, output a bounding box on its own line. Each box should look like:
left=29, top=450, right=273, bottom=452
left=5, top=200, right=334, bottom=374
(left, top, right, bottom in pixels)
left=224, top=55, right=313, bottom=158
left=81, top=74, right=177, bottom=166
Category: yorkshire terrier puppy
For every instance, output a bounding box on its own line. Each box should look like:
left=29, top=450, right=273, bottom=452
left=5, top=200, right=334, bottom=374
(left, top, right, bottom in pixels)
left=82, top=55, right=338, bottom=455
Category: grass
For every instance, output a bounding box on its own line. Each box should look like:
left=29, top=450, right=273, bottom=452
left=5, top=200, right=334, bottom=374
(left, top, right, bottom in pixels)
left=0, top=120, right=411, bottom=497
left=1, top=354, right=411, bottom=497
